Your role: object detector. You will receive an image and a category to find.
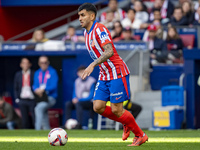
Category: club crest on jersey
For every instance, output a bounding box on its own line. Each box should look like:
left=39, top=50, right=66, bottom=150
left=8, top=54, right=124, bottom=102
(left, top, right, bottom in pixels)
left=90, top=39, right=95, bottom=47
left=90, top=39, right=93, bottom=45
left=99, top=31, right=110, bottom=43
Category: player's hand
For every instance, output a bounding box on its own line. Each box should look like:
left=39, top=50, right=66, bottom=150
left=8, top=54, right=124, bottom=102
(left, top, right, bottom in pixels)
left=72, top=98, right=78, bottom=104
left=150, top=54, right=156, bottom=59
left=34, top=88, right=44, bottom=97
left=81, top=63, right=95, bottom=80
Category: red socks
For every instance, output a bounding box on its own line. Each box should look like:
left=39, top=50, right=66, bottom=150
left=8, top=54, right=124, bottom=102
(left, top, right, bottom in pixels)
left=101, top=106, right=120, bottom=122
left=119, top=110, right=143, bottom=137
left=101, top=106, right=143, bottom=137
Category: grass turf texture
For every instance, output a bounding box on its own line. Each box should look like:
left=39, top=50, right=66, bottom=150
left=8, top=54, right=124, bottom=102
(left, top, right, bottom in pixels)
left=0, top=130, right=200, bottom=150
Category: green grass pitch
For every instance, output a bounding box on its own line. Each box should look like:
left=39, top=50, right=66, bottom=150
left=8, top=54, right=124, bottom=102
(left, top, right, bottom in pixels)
left=0, top=129, right=200, bottom=150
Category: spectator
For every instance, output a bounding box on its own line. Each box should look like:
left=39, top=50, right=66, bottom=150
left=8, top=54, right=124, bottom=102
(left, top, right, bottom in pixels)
left=179, top=0, right=191, bottom=7
left=134, top=0, right=149, bottom=23
left=194, top=0, right=200, bottom=10
left=194, top=7, right=200, bottom=22
left=65, top=66, right=96, bottom=129
left=182, top=1, right=195, bottom=25
left=146, top=24, right=168, bottom=65
left=100, top=10, right=115, bottom=29
left=152, top=8, right=170, bottom=25
left=33, top=56, right=58, bottom=130
left=143, top=19, right=167, bottom=42
left=0, top=93, right=21, bottom=130
left=123, top=0, right=147, bottom=12
left=100, top=0, right=126, bottom=22
left=150, top=0, right=174, bottom=21
left=140, top=8, right=165, bottom=29
left=170, top=6, right=189, bottom=26
left=120, top=27, right=136, bottom=41
left=14, top=58, right=35, bottom=129
left=62, top=26, right=85, bottom=42
left=166, top=26, right=184, bottom=63
left=111, top=21, right=123, bottom=42
left=32, top=29, right=48, bottom=43
left=121, top=8, right=143, bottom=29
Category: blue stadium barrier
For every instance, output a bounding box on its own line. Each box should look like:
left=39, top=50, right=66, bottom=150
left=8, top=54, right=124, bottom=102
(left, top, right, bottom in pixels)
left=150, top=65, right=184, bottom=90
left=2, top=41, right=148, bottom=51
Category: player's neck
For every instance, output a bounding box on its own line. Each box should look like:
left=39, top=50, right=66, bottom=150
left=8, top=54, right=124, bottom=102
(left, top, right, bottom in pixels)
left=86, top=21, right=95, bottom=33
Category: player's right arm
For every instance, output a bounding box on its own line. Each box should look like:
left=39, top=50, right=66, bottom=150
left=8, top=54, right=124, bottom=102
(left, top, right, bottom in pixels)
left=93, top=43, right=114, bottom=67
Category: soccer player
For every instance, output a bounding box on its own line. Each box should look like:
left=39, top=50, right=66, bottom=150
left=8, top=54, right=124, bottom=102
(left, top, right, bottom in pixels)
left=78, top=3, right=148, bottom=146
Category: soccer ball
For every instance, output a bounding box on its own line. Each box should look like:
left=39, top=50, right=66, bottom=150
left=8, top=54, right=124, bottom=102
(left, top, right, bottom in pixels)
left=65, top=118, right=78, bottom=130
left=48, top=128, right=68, bottom=146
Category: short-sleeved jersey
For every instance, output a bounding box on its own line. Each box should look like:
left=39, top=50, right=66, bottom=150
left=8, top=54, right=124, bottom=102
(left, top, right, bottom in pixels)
left=84, top=20, right=130, bottom=81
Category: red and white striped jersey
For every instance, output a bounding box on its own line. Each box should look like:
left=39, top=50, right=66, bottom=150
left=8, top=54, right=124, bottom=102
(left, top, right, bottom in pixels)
left=84, top=20, right=130, bottom=81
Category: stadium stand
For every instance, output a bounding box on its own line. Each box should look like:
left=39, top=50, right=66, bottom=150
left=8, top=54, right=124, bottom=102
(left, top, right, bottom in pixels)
left=1, top=0, right=200, bottom=129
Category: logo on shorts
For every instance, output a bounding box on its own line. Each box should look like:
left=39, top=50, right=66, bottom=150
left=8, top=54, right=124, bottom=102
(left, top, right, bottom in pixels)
left=116, top=96, right=122, bottom=100
left=110, top=92, right=123, bottom=96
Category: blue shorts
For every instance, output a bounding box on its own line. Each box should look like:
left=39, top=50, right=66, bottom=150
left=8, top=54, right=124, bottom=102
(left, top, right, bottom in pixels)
left=93, top=75, right=130, bottom=103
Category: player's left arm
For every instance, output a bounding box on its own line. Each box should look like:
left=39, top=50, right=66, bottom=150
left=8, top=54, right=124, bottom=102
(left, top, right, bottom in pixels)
left=81, top=43, right=114, bottom=79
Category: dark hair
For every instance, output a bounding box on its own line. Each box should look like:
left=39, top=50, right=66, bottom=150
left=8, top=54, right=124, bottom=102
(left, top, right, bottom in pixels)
left=113, top=20, right=123, bottom=30
left=33, top=28, right=45, bottom=34
left=78, top=3, right=97, bottom=17
left=109, top=0, right=117, bottom=2
left=20, top=57, right=31, bottom=63
left=77, top=65, right=86, bottom=72
left=106, top=9, right=114, bottom=14
left=167, top=26, right=180, bottom=40
left=39, top=55, right=49, bottom=62
left=174, top=6, right=183, bottom=13
left=127, top=8, right=136, bottom=14
left=68, top=25, right=75, bottom=29
left=153, top=8, right=161, bottom=13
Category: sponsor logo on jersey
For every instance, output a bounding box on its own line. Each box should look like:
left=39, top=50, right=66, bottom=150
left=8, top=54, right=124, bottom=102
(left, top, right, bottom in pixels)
left=89, top=51, right=97, bottom=60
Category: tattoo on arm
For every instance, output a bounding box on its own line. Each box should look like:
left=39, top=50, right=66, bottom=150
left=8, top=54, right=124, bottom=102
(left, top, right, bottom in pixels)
left=93, top=43, right=114, bottom=67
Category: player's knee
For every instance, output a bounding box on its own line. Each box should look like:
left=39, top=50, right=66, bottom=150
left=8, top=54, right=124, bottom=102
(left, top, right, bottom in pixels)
left=93, top=105, right=104, bottom=114
left=111, top=108, right=120, bottom=117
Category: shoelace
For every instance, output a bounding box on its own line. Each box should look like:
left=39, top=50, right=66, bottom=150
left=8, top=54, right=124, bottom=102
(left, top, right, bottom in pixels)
left=123, top=125, right=129, bottom=133
left=132, top=136, right=140, bottom=144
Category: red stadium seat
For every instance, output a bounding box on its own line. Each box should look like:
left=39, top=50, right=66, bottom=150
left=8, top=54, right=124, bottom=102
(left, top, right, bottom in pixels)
left=48, top=109, right=63, bottom=129
left=133, top=35, right=141, bottom=41
left=179, top=34, right=195, bottom=48
left=3, top=96, right=13, bottom=105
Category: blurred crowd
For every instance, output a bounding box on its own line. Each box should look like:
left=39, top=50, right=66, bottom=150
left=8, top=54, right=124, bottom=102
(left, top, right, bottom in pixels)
left=97, top=0, right=200, bottom=65
left=18, top=0, right=199, bottom=65
left=1, top=0, right=199, bottom=65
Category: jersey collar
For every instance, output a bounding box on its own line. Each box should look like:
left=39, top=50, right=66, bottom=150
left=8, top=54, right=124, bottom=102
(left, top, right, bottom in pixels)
left=87, top=20, right=97, bottom=34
